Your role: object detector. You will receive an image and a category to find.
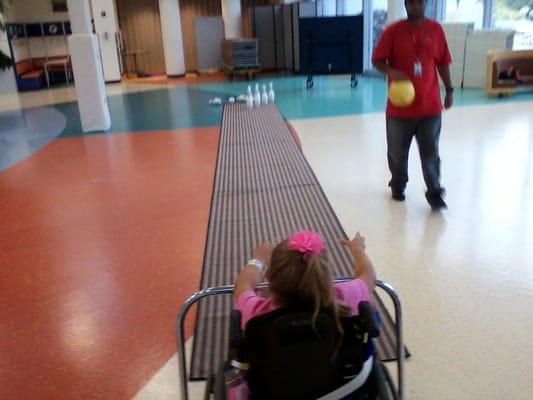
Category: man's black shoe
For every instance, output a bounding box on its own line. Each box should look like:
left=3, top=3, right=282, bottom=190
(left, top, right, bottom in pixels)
left=426, top=191, right=447, bottom=210
left=391, top=189, right=405, bottom=201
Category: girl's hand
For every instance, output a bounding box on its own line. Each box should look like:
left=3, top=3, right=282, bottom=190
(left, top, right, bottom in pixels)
left=252, top=242, right=274, bottom=266
left=340, top=232, right=366, bottom=254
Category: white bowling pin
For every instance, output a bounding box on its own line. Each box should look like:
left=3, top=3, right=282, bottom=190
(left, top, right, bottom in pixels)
left=253, top=84, right=261, bottom=107
left=246, top=93, right=254, bottom=110
left=261, top=84, right=269, bottom=105
left=268, top=82, right=275, bottom=104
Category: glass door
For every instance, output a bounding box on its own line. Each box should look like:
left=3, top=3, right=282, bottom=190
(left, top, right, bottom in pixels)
left=363, top=0, right=388, bottom=72
left=491, top=0, right=533, bottom=49
left=445, top=0, right=485, bottom=29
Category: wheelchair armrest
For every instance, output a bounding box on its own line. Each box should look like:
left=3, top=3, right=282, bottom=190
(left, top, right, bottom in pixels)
left=358, top=301, right=380, bottom=338
left=228, top=309, right=243, bottom=359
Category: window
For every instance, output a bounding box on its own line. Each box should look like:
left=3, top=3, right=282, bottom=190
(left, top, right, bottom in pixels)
left=446, top=0, right=485, bottom=29
left=51, top=0, right=68, bottom=12
left=426, top=0, right=439, bottom=19
left=492, top=0, right=533, bottom=49
left=372, top=0, right=388, bottom=49
left=345, top=0, right=363, bottom=15
left=309, top=0, right=363, bottom=17
left=317, top=0, right=337, bottom=17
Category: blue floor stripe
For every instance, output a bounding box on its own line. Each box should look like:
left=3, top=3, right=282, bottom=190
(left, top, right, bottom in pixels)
left=1, top=75, right=533, bottom=170
left=0, top=107, right=66, bottom=172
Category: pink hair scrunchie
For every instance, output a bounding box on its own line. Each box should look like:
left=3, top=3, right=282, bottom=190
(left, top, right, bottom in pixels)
left=288, top=231, right=325, bottom=261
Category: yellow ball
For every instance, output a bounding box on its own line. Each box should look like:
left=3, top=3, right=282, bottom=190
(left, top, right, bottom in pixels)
left=389, top=80, right=416, bottom=107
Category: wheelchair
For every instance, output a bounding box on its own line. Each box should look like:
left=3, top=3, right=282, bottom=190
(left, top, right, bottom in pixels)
left=177, top=278, right=404, bottom=400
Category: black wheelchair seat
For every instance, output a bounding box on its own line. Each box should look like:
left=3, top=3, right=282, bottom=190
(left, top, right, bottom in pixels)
left=234, top=302, right=379, bottom=400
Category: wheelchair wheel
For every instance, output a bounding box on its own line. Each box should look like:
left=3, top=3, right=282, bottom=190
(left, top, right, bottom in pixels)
left=213, top=362, right=227, bottom=400
left=204, top=373, right=215, bottom=400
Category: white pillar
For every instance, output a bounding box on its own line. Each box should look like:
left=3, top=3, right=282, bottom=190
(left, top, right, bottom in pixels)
left=221, top=0, right=242, bottom=39
left=67, top=0, right=111, bottom=132
left=91, top=0, right=122, bottom=82
left=387, top=0, right=406, bottom=24
left=68, top=0, right=93, bottom=34
left=0, top=30, right=17, bottom=94
left=158, top=0, right=186, bottom=76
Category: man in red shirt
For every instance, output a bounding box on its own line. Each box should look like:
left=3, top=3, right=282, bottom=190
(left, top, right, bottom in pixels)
left=372, top=0, right=453, bottom=210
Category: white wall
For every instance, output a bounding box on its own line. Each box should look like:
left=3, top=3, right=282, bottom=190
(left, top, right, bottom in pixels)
left=6, top=0, right=69, bottom=23
left=12, top=39, right=30, bottom=60
left=20, top=36, right=68, bottom=58
left=91, top=0, right=122, bottom=81
left=221, top=0, right=242, bottom=39
left=6, top=0, right=70, bottom=63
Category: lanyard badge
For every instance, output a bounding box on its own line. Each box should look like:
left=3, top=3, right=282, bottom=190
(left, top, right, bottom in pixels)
left=411, top=27, right=423, bottom=78
left=413, top=59, right=423, bottom=77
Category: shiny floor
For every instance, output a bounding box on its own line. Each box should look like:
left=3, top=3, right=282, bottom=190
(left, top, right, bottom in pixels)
left=0, top=127, right=219, bottom=399
left=292, top=102, right=533, bottom=399
left=1, top=78, right=532, bottom=399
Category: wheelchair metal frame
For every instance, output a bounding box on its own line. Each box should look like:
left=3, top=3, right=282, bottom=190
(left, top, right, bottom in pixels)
left=177, top=278, right=404, bottom=400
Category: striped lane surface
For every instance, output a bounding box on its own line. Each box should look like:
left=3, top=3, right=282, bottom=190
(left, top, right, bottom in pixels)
left=190, top=104, right=406, bottom=380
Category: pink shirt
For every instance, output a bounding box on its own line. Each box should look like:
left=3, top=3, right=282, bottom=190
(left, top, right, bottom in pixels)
left=235, top=279, right=371, bottom=329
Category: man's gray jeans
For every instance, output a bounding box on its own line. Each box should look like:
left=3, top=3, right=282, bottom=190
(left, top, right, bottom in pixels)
left=386, top=115, right=443, bottom=195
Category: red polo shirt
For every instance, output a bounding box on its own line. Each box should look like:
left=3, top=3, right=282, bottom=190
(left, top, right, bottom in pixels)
left=372, top=19, right=452, bottom=118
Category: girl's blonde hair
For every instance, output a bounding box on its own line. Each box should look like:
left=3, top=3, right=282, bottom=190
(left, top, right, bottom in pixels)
left=265, top=240, right=350, bottom=334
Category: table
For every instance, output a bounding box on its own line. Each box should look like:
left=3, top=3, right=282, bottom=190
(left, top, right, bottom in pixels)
left=44, top=57, right=71, bottom=88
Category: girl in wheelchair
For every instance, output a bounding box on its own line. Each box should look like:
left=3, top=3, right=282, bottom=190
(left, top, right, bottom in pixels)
left=229, top=231, right=381, bottom=399
left=235, top=231, right=376, bottom=330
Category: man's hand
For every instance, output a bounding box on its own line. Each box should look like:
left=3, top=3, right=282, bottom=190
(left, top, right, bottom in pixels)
left=444, top=92, right=453, bottom=109
left=388, top=69, right=409, bottom=81
left=373, top=60, right=409, bottom=82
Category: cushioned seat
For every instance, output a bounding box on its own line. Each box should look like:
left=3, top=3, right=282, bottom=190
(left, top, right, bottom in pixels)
left=14, top=56, right=70, bottom=91
left=22, top=70, right=44, bottom=79
left=486, top=50, right=533, bottom=97
left=15, top=59, right=44, bottom=91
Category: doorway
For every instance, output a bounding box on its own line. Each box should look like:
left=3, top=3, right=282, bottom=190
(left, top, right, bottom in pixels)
left=115, top=0, right=166, bottom=76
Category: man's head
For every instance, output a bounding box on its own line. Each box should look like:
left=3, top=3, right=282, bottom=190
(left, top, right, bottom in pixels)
left=405, top=0, right=426, bottom=21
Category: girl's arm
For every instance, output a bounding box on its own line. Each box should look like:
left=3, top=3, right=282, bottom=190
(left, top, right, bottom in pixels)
left=340, top=232, right=376, bottom=291
left=234, top=243, right=273, bottom=300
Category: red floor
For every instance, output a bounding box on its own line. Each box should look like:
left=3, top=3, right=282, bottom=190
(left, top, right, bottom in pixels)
left=0, top=128, right=219, bottom=399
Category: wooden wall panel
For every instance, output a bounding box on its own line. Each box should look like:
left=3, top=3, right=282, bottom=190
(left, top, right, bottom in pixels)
left=241, top=0, right=271, bottom=38
left=115, top=0, right=286, bottom=74
left=179, top=0, right=222, bottom=72
left=116, top=0, right=166, bottom=75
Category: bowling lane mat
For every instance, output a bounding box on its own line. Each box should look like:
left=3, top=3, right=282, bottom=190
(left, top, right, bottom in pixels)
left=190, top=104, right=409, bottom=380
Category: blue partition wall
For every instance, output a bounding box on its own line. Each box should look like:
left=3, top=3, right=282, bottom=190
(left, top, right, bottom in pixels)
left=299, top=15, right=364, bottom=75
